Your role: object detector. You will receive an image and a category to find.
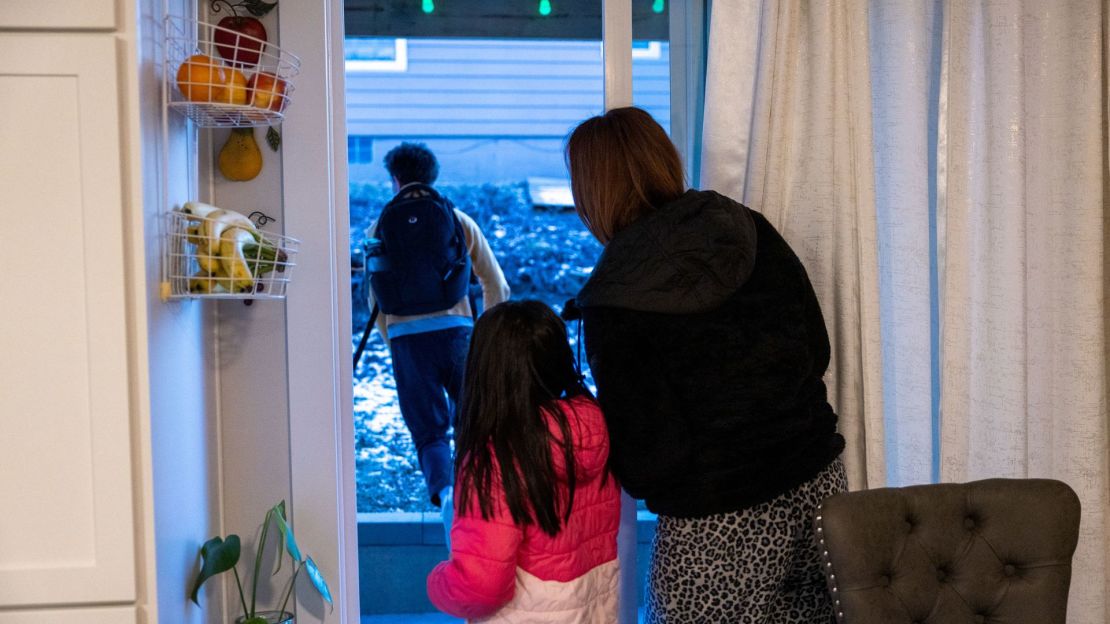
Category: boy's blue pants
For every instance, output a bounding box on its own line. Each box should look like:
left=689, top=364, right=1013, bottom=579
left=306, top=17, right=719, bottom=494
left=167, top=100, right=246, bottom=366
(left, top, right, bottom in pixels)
left=390, top=326, right=471, bottom=506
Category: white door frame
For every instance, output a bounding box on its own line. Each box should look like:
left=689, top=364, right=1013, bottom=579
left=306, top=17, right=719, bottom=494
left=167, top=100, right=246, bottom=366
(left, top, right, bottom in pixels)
left=605, top=0, right=634, bottom=108
left=601, top=5, right=639, bottom=623
left=281, top=1, right=690, bottom=622
left=279, top=0, right=359, bottom=622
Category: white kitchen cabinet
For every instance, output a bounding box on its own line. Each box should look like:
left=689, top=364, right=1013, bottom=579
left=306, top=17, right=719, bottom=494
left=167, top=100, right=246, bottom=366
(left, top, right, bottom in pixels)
left=0, top=33, right=137, bottom=608
left=0, top=606, right=135, bottom=624
left=0, top=0, right=116, bottom=30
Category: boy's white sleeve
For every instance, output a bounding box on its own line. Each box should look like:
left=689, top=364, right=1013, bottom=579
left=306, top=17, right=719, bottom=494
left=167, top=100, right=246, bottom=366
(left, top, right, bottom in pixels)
left=455, top=209, right=511, bottom=313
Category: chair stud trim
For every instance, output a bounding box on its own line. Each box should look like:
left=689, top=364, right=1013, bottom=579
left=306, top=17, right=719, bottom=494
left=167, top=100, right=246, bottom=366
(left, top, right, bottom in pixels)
left=815, top=503, right=845, bottom=623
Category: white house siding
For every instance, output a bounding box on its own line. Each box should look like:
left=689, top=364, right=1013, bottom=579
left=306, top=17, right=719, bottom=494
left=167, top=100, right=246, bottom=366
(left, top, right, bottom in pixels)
left=345, top=38, right=670, bottom=184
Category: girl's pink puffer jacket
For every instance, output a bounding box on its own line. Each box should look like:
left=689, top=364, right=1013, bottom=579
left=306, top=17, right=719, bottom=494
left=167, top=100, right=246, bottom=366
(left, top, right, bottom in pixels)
left=427, top=396, right=621, bottom=623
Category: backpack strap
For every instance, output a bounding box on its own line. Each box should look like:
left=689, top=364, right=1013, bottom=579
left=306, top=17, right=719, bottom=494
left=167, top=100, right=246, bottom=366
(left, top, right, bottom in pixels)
left=353, top=303, right=380, bottom=368
left=390, top=183, right=443, bottom=206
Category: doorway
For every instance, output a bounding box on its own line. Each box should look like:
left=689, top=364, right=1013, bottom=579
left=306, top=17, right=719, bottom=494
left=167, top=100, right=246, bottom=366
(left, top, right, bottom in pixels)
left=339, top=1, right=694, bottom=620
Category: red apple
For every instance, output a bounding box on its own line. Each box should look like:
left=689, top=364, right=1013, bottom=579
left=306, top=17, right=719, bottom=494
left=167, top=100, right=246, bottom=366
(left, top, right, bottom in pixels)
left=247, top=72, right=288, bottom=112
left=214, top=16, right=267, bottom=67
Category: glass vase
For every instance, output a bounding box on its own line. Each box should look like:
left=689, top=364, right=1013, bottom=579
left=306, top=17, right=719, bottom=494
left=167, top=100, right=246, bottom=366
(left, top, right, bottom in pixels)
left=234, top=611, right=294, bottom=624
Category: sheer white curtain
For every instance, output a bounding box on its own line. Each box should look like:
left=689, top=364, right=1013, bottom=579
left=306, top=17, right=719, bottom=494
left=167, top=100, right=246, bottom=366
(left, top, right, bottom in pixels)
left=872, top=2, right=1109, bottom=620
left=701, top=1, right=1109, bottom=622
left=701, top=0, right=887, bottom=491
left=933, top=2, right=1108, bottom=620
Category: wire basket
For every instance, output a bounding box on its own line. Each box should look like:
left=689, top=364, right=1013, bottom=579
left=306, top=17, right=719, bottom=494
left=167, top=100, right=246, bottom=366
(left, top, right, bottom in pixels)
left=164, top=15, right=300, bottom=127
left=163, top=209, right=300, bottom=300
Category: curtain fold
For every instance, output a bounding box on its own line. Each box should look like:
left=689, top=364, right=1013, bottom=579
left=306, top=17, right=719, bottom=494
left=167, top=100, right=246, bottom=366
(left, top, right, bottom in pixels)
left=1104, top=0, right=1110, bottom=609
left=869, top=0, right=946, bottom=488
left=701, top=1, right=1109, bottom=621
left=702, top=0, right=886, bottom=491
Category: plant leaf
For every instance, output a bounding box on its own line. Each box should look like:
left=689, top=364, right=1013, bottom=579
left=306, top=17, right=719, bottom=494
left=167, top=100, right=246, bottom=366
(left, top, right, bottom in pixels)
left=241, top=0, right=279, bottom=17
left=266, top=126, right=281, bottom=152
left=190, top=535, right=241, bottom=604
left=270, top=504, right=284, bottom=576
left=304, top=557, right=333, bottom=604
left=272, top=501, right=304, bottom=566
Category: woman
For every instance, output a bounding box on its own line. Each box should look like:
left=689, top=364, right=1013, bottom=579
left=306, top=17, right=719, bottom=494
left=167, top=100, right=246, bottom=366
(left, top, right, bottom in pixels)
left=565, top=107, right=846, bottom=623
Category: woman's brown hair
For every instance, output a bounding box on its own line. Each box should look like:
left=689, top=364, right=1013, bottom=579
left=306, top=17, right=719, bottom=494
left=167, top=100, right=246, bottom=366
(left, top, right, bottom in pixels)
left=565, top=107, right=686, bottom=244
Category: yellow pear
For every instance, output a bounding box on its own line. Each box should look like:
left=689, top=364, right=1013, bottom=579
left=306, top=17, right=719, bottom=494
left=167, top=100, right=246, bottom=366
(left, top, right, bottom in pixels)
left=218, top=128, right=263, bottom=181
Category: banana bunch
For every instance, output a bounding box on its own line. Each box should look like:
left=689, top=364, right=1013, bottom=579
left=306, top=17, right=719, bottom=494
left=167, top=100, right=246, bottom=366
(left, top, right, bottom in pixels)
left=180, top=201, right=288, bottom=295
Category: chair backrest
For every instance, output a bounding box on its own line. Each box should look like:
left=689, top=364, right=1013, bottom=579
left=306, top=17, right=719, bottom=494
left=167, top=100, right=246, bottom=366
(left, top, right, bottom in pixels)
left=814, top=479, right=1080, bottom=624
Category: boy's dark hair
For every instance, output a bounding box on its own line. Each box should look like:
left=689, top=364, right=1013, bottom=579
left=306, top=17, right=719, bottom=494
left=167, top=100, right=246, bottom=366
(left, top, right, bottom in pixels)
left=383, top=142, right=439, bottom=185
left=454, top=300, right=596, bottom=537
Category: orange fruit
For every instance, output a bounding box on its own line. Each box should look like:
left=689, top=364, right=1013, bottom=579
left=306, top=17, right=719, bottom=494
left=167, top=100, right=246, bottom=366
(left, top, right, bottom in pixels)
left=175, top=54, right=227, bottom=102
left=214, top=68, right=249, bottom=105
left=247, top=72, right=288, bottom=112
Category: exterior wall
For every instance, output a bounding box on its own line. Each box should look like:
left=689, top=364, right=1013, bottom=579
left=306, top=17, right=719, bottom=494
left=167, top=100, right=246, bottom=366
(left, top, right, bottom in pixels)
left=345, top=38, right=669, bottom=184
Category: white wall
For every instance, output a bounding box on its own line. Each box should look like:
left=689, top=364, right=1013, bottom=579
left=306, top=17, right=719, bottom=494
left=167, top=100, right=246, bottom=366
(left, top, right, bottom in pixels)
left=135, top=1, right=224, bottom=622
left=202, top=113, right=294, bottom=624
left=197, top=1, right=295, bottom=616
left=200, top=2, right=361, bottom=620
left=135, top=0, right=328, bottom=618
left=134, top=1, right=355, bottom=621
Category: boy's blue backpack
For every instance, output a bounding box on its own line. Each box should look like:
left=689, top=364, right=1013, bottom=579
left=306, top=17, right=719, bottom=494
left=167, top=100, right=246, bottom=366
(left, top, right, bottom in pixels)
left=368, top=184, right=472, bottom=316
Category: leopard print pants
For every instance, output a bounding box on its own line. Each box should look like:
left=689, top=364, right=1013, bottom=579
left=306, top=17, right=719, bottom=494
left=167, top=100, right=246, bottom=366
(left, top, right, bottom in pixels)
left=645, top=459, right=848, bottom=624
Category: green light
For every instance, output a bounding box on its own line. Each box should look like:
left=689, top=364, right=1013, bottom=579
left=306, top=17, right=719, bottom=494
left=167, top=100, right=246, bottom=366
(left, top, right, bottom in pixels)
left=538, top=0, right=551, bottom=16
left=422, top=0, right=434, bottom=14
left=652, top=0, right=664, bottom=13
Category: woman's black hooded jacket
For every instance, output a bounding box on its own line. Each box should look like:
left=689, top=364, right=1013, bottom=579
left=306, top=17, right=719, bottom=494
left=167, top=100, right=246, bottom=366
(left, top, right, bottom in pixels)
left=574, top=190, right=845, bottom=518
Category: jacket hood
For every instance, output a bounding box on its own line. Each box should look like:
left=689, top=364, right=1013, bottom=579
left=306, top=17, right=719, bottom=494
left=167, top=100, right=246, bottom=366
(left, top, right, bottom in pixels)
left=576, top=190, right=757, bottom=314
left=547, top=396, right=608, bottom=482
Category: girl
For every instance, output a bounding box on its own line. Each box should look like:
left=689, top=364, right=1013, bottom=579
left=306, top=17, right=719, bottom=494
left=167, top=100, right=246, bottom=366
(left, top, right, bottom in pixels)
left=426, top=300, right=621, bottom=623
left=564, top=106, right=847, bottom=622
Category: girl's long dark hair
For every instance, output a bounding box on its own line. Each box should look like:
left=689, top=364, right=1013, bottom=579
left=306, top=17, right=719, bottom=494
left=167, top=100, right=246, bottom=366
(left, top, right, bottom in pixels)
left=454, top=300, right=594, bottom=536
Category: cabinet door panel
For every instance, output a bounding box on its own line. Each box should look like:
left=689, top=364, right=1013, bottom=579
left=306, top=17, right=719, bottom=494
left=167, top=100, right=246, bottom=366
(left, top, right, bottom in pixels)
left=0, top=34, right=135, bottom=607
left=0, top=0, right=115, bottom=30
left=0, top=606, right=134, bottom=624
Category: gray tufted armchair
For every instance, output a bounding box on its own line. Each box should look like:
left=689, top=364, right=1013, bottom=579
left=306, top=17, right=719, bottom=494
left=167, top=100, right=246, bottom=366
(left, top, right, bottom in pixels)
left=813, top=479, right=1080, bottom=624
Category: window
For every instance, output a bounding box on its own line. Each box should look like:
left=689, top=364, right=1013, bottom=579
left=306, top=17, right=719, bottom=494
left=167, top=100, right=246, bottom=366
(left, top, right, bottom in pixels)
left=347, top=136, right=375, bottom=164
left=632, top=40, right=663, bottom=59
left=345, top=37, right=409, bottom=72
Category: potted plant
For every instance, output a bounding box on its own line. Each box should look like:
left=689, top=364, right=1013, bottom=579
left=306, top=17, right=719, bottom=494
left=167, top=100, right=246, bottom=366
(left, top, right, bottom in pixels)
left=190, top=501, right=332, bottom=623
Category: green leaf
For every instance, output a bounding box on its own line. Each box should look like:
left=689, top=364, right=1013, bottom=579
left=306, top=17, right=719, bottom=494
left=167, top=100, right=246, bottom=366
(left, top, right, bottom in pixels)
left=266, top=126, right=281, bottom=152
left=190, top=535, right=241, bottom=604
left=241, top=618, right=268, bottom=624
left=304, top=557, right=333, bottom=604
left=241, top=0, right=279, bottom=17
left=272, top=501, right=304, bottom=566
left=247, top=261, right=279, bottom=276
left=258, top=506, right=277, bottom=577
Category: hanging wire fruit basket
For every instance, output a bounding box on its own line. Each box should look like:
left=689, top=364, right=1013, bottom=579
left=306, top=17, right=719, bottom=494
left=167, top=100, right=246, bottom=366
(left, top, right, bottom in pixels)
left=164, top=15, right=300, bottom=128
left=162, top=207, right=300, bottom=300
